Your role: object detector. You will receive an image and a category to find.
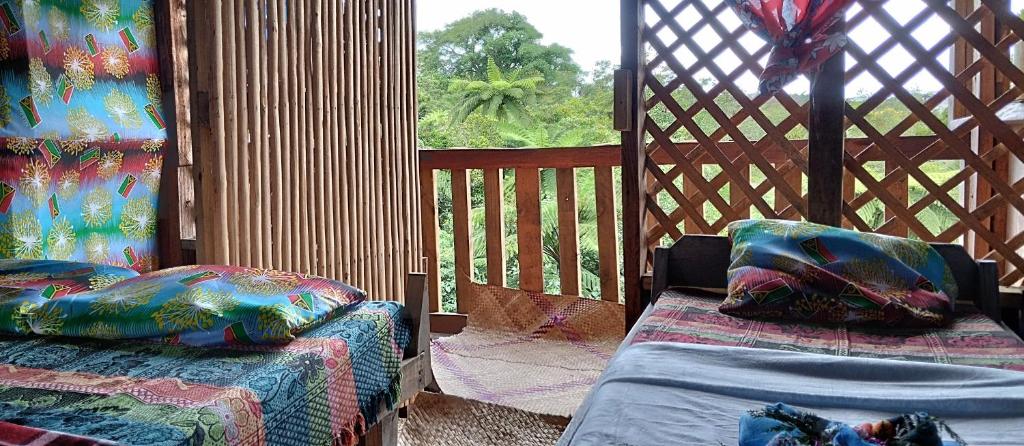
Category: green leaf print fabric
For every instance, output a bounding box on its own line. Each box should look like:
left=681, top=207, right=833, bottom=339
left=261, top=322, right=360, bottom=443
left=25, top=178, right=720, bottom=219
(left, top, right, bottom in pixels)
left=0, top=264, right=366, bottom=346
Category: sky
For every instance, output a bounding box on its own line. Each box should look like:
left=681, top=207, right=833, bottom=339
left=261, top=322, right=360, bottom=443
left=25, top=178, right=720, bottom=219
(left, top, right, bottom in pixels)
left=417, top=0, right=1024, bottom=95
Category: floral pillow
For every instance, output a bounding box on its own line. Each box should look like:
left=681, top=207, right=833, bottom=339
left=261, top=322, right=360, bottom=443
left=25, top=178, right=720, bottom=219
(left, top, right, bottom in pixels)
left=2, top=264, right=365, bottom=346
left=721, top=220, right=957, bottom=327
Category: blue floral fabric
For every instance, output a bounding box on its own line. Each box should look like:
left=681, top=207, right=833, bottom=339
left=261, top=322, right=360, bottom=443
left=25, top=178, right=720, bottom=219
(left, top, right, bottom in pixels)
left=739, top=403, right=962, bottom=446
left=724, top=220, right=957, bottom=327
left=0, top=301, right=411, bottom=445
left=0, top=264, right=366, bottom=346
left=0, top=0, right=168, bottom=272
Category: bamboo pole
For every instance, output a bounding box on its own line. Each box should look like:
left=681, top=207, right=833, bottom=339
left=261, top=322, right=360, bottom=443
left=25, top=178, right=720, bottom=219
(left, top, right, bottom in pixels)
left=186, top=0, right=422, bottom=298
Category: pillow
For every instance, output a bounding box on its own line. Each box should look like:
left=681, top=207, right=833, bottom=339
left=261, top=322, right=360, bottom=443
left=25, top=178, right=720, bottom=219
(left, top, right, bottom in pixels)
left=721, top=220, right=957, bottom=327
left=0, top=259, right=140, bottom=334
left=3, top=264, right=365, bottom=346
left=0, top=259, right=140, bottom=291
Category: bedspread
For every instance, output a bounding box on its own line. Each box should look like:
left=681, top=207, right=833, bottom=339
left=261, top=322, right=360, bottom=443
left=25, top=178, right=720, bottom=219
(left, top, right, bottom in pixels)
left=559, top=343, right=1024, bottom=445
left=634, top=288, right=1024, bottom=371
left=0, top=301, right=410, bottom=446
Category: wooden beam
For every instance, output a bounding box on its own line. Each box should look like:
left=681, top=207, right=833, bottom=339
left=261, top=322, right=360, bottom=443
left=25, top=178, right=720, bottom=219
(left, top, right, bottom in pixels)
left=807, top=23, right=846, bottom=227
left=621, top=0, right=647, bottom=329
left=417, top=136, right=945, bottom=170
left=154, top=0, right=186, bottom=268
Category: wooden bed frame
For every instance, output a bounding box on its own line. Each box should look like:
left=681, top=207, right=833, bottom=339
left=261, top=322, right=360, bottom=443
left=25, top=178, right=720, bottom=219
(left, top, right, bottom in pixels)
left=649, top=235, right=1007, bottom=327
left=358, top=272, right=433, bottom=446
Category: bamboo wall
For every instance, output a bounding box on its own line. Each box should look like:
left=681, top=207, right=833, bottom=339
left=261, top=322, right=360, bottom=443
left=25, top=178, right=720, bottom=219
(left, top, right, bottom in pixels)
left=184, top=0, right=421, bottom=300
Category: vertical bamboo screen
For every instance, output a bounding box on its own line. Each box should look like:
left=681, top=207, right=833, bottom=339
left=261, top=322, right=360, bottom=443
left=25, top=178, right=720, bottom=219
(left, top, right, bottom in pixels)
left=185, top=0, right=421, bottom=300
left=633, top=0, right=1024, bottom=285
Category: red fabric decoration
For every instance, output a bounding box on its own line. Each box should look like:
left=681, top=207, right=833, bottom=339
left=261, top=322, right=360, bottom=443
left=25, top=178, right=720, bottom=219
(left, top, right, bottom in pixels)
left=725, top=0, right=854, bottom=93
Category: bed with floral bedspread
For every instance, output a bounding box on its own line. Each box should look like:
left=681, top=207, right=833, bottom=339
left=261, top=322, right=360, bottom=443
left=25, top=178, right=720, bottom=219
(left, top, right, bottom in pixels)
left=0, top=300, right=410, bottom=446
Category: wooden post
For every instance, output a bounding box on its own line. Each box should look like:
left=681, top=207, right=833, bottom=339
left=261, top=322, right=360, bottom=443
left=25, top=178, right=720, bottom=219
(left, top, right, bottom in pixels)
left=807, top=23, right=846, bottom=227
left=154, top=0, right=186, bottom=268
left=621, top=0, right=647, bottom=329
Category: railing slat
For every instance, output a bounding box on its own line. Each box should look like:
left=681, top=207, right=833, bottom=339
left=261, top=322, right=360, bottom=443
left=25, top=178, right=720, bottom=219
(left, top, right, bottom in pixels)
left=595, top=167, right=620, bottom=302
left=515, top=168, right=544, bottom=293
left=451, top=169, right=473, bottom=313
left=419, top=166, right=441, bottom=312
left=483, top=168, right=506, bottom=286
left=556, top=168, right=581, bottom=296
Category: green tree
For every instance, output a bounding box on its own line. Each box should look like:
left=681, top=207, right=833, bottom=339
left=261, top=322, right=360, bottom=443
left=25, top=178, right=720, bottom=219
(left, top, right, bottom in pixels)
left=418, top=9, right=580, bottom=88
left=448, top=57, right=544, bottom=125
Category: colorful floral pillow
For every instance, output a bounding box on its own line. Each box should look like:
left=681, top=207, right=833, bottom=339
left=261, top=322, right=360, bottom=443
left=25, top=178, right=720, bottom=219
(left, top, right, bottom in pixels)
left=1, top=265, right=366, bottom=346
left=722, top=220, right=957, bottom=327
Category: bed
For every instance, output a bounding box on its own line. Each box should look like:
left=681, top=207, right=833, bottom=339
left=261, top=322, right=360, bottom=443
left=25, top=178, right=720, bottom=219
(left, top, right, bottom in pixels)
left=0, top=273, right=431, bottom=446
left=559, top=235, right=1024, bottom=445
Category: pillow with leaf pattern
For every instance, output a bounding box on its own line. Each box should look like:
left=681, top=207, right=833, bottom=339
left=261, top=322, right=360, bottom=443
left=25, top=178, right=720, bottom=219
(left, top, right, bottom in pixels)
left=721, top=220, right=957, bottom=328
left=1, top=264, right=365, bottom=346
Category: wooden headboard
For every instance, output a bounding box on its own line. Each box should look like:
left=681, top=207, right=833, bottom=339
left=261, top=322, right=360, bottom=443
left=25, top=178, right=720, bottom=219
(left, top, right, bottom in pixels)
left=649, top=235, right=1002, bottom=323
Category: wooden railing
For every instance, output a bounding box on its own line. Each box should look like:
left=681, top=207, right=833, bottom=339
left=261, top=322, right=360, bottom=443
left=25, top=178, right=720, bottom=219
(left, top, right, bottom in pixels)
left=417, top=135, right=1012, bottom=314
left=418, top=146, right=623, bottom=312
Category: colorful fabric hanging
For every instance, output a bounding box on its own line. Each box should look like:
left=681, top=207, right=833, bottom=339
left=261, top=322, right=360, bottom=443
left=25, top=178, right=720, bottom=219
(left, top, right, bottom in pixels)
left=725, top=0, right=853, bottom=94
left=0, top=0, right=167, bottom=272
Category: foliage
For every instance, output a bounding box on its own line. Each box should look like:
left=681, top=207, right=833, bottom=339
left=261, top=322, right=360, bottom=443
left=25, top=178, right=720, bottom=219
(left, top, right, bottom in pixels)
left=419, top=10, right=962, bottom=312
left=448, top=57, right=544, bottom=125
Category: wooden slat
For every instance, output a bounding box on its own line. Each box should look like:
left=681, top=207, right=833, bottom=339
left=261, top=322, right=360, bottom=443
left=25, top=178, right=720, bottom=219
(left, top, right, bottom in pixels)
left=419, top=169, right=441, bottom=312
left=731, top=163, right=750, bottom=220
left=154, top=0, right=186, bottom=267
left=884, top=161, right=909, bottom=236
left=515, top=168, right=544, bottom=293
left=483, top=169, right=506, bottom=286
left=450, top=169, right=473, bottom=313
left=418, top=137, right=946, bottom=170
left=594, top=166, right=620, bottom=302
left=555, top=168, right=581, bottom=296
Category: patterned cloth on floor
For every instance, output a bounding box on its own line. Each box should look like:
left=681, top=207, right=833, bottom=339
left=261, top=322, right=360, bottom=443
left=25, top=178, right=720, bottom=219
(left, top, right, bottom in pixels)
left=635, top=288, right=1024, bottom=372
left=0, top=301, right=410, bottom=446
left=431, top=283, right=624, bottom=417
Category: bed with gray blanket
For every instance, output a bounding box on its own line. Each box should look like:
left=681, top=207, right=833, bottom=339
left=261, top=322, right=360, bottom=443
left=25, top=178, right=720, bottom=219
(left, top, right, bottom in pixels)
left=559, top=235, right=1024, bottom=445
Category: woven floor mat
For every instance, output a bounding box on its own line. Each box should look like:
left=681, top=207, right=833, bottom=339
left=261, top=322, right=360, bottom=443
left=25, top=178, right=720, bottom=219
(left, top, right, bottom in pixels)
left=399, top=392, right=569, bottom=446
left=431, top=284, right=624, bottom=417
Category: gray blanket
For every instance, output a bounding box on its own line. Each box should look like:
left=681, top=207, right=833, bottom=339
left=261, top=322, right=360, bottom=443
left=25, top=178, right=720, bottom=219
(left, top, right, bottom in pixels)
left=559, top=342, right=1024, bottom=445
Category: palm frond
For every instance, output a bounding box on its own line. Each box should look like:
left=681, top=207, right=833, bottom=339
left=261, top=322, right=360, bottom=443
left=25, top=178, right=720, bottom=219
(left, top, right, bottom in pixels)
left=486, top=57, right=504, bottom=83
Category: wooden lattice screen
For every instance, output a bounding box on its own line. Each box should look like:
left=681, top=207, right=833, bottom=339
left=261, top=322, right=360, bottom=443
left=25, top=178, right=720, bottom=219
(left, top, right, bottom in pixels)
left=622, top=0, right=1024, bottom=317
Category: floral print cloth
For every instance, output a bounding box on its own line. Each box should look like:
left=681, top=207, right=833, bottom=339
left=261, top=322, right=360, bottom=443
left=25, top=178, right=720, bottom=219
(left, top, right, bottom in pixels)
left=0, top=264, right=366, bottom=346
left=739, top=403, right=962, bottom=446
left=0, top=300, right=410, bottom=446
left=0, top=0, right=167, bottom=272
left=725, top=0, right=852, bottom=94
left=723, top=220, right=957, bottom=328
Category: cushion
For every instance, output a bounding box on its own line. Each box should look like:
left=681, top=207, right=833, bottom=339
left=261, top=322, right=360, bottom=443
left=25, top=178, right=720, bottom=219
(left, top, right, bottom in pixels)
left=0, top=0, right=167, bottom=272
left=721, top=220, right=957, bottom=327
left=1, top=264, right=366, bottom=346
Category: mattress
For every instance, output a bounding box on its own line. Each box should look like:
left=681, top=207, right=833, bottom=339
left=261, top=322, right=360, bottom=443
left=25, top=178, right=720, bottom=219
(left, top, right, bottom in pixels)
left=633, top=288, right=1024, bottom=371
left=0, top=300, right=410, bottom=446
left=559, top=342, right=1024, bottom=446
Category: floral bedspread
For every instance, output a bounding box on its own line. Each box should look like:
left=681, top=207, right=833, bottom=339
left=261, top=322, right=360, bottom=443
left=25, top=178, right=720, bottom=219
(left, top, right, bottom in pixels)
left=635, top=288, right=1024, bottom=372
left=0, top=300, right=410, bottom=446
